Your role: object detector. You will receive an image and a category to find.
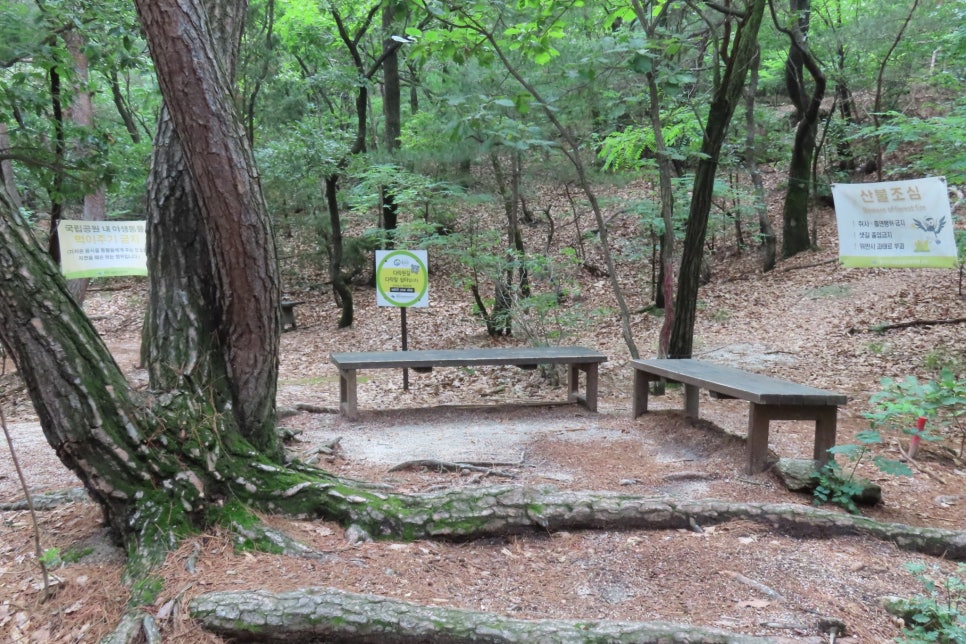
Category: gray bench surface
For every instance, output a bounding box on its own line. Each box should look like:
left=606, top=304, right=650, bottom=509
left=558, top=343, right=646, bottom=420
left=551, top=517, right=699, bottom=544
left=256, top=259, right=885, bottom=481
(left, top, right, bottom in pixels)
left=331, top=347, right=607, bottom=369
left=331, top=347, right=607, bottom=419
left=631, top=358, right=847, bottom=474
left=631, top=359, right=847, bottom=406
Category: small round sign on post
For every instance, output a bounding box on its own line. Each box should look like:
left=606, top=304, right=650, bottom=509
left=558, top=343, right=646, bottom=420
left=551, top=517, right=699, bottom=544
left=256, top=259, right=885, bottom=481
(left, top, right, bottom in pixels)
left=376, top=249, right=429, bottom=308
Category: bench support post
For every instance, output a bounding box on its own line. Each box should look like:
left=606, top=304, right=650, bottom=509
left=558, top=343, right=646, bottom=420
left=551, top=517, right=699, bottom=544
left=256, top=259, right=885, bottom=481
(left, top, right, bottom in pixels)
left=747, top=403, right=838, bottom=474
left=813, top=406, right=837, bottom=465
left=568, top=363, right=599, bottom=412
left=747, top=403, right=772, bottom=474
left=338, top=369, right=358, bottom=420
left=632, top=369, right=650, bottom=417
left=683, top=384, right=700, bottom=418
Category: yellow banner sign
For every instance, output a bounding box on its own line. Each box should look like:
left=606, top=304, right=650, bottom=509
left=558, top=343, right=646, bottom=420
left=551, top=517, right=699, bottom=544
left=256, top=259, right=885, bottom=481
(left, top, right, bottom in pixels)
left=832, top=177, right=957, bottom=268
left=58, top=220, right=147, bottom=279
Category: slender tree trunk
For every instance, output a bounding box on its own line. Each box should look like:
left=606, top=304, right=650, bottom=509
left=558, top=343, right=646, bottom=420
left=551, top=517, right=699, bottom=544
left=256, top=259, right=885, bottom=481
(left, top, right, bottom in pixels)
left=109, top=70, right=143, bottom=144
left=745, top=46, right=776, bottom=272
left=669, top=0, right=767, bottom=359
left=326, top=174, right=353, bottom=328
left=63, top=30, right=106, bottom=305
left=45, top=65, right=66, bottom=264
left=472, top=24, right=640, bottom=358
left=646, top=71, right=677, bottom=358
left=871, top=0, right=921, bottom=182
left=779, top=0, right=825, bottom=259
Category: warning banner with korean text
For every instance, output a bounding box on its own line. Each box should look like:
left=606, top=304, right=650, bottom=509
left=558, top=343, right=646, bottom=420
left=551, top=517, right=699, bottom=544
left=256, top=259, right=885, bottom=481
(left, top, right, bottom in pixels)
left=58, top=220, right=147, bottom=279
left=832, top=177, right=957, bottom=268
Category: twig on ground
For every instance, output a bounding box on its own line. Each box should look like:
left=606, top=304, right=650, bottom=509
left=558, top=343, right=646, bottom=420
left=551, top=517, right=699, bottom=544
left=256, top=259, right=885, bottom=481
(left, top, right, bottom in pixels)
left=720, top=570, right=785, bottom=600
left=895, top=441, right=947, bottom=484
left=294, top=403, right=339, bottom=414
left=851, top=317, right=966, bottom=334
left=778, top=258, right=837, bottom=272
left=302, top=437, right=343, bottom=463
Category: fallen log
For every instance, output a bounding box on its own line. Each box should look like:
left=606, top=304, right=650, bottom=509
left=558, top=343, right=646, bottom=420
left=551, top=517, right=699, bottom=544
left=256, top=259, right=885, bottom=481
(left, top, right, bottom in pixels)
left=190, top=586, right=775, bottom=643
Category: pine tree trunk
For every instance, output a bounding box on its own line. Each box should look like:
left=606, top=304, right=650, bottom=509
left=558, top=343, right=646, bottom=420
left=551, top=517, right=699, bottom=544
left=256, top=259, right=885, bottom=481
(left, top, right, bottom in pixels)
left=135, top=0, right=282, bottom=458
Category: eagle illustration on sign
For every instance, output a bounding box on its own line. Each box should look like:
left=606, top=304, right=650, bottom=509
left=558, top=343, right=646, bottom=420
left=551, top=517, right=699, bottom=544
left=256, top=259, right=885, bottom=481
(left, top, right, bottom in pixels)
left=912, top=216, right=947, bottom=244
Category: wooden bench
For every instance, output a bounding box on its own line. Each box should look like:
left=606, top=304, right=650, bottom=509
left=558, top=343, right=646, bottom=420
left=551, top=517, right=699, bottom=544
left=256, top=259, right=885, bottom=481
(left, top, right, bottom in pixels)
left=330, top=347, right=607, bottom=420
left=630, top=358, right=847, bottom=474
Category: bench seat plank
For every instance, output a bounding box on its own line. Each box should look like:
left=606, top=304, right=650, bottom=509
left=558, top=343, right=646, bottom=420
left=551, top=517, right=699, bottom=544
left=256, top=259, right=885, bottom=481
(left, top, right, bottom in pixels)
left=331, top=347, right=607, bottom=419
left=630, top=359, right=847, bottom=406
left=331, top=347, right=607, bottom=370
left=631, top=358, right=846, bottom=474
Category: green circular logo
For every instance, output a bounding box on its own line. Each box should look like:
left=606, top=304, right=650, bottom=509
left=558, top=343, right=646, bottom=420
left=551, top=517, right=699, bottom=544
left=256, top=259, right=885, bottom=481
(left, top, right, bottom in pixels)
left=376, top=250, right=428, bottom=307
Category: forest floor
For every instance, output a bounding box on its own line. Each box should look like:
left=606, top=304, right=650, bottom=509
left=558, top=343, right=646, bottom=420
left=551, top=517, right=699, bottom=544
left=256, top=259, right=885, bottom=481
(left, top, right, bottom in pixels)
left=2, top=200, right=966, bottom=642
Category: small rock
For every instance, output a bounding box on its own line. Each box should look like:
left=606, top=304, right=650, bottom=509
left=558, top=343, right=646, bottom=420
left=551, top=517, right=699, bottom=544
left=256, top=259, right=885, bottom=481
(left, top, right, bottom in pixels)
left=344, top=524, right=372, bottom=545
left=773, top=458, right=881, bottom=506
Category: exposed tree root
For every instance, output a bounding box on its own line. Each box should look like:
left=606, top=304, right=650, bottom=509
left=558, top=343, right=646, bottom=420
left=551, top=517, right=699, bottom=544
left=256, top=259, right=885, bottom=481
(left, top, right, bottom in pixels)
left=849, top=317, right=966, bottom=334
left=189, top=586, right=773, bottom=643
left=388, top=459, right=519, bottom=478
left=101, top=610, right=160, bottom=644
left=334, top=485, right=966, bottom=559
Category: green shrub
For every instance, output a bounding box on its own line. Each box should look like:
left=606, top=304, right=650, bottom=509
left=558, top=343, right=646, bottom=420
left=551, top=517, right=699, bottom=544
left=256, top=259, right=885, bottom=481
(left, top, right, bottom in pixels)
left=896, top=562, right=966, bottom=643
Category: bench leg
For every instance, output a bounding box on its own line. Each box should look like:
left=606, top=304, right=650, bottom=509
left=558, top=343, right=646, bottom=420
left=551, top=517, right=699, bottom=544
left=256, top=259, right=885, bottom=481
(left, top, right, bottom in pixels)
left=338, top=369, right=358, bottom=420
left=568, top=364, right=599, bottom=412
left=584, top=364, right=598, bottom=411
left=632, top=369, right=650, bottom=418
left=813, top=407, right=837, bottom=466
left=568, top=364, right=579, bottom=403
left=684, top=384, right=700, bottom=418
left=747, top=403, right=771, bottom=474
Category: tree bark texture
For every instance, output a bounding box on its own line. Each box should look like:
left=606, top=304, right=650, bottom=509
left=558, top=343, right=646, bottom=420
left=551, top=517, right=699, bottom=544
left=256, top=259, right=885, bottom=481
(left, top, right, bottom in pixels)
left=779, top=0, right=825, bottom=259
left=0, top=187, right=167, bottom=540
left=64, top=29, right=106, bottom=305
left=134, top=0, right=282, bottom=457
left=190, top=586, right=771, bottom=643
left=669, top=0, right=767, bottom=359
left=744, top=47, right=776, bottom=272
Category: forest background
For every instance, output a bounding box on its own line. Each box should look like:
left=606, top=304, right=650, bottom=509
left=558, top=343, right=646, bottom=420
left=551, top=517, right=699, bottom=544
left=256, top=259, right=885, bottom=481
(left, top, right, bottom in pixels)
left=2, top=0, right=966, bottom=642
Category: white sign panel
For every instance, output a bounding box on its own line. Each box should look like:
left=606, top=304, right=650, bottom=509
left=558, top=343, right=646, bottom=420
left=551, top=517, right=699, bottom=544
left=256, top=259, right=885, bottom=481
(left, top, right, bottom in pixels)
left=832, top=177, right=957, bottom=268
left=58, top=220, right=147, bottom=279
left=375, top=249, right=429, bottom=307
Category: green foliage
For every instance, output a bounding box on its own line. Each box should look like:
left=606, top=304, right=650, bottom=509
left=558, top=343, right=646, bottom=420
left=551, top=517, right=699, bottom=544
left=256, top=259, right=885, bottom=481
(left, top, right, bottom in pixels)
left=597, top=106, right=704, bottom=172
left=867, top=101, right=966, bottom=184
left=818, top=369, right=966, bottom=511
left=39, top=547, right=63, bottom=569
left=812, top=461, right=866, bottom=515
left=867, top=370, right=966, bottom=455
left=896, top=562, right=966, bottom=643
left=813, top=430, right=911, bottom=513
left=922, top=343, right=966, bottom=377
